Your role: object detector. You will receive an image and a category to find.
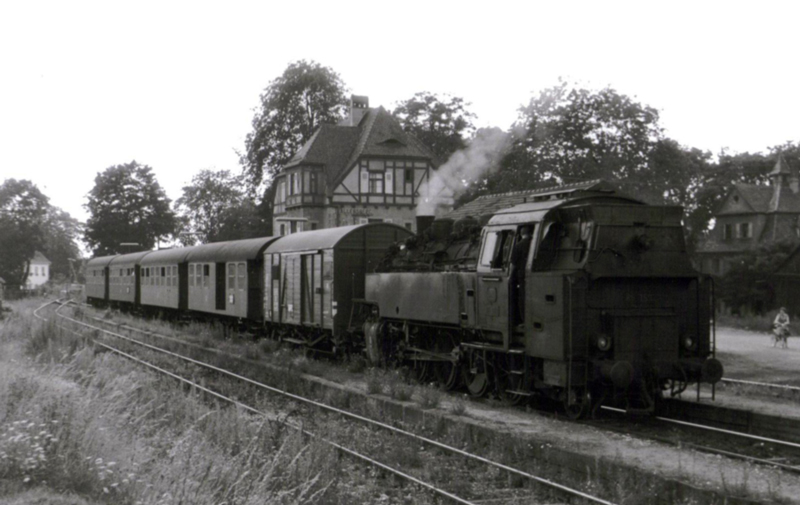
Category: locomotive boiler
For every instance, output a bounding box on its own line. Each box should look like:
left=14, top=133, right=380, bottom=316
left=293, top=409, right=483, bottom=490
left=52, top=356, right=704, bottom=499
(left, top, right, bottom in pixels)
left=363, top=182, right=723, bottom=417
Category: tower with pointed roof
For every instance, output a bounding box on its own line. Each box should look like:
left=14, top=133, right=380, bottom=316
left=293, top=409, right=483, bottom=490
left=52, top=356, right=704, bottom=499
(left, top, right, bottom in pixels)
left=272, top=95, right=451, bottom=235
left=695, top=155, right=800, bottom=275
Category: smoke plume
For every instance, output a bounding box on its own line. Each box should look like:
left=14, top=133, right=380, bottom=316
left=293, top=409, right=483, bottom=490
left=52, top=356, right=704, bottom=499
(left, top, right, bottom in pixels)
left=417, top=127, right=511, bottom=216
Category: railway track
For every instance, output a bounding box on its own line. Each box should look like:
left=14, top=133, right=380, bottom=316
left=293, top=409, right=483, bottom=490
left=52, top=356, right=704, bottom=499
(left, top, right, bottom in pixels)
left=49, top=301, right=615, bottom=505
left=58, top=302, right=800, bottom=502
left=79, top=304, right=800, bottom=470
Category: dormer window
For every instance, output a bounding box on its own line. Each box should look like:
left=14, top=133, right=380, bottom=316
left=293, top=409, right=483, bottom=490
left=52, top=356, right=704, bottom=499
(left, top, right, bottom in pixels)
left=739, top=222, right=752, bottom=239
left=378, top=138, right=406, bottom=148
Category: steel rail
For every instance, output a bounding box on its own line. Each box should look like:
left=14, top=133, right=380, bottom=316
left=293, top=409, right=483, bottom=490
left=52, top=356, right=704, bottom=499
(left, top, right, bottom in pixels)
left=54, top=314, right=478, bottom=505
left=721, top=378, right=800, bottom=393
left=33, top=299, right=61, bottom=321
left=601, top=406, right=800, bottom=451
left=61, top=303, right=615, bottom=505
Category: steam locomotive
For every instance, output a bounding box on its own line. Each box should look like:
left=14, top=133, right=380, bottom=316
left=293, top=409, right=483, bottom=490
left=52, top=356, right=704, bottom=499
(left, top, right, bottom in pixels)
left=86, top=181, right=722, bottom=418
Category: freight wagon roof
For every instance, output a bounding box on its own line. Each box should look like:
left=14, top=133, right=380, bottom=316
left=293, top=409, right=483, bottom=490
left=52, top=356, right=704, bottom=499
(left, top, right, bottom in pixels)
left=86, top=255, right=117, bottom=268
left=186, top=237, right=279, bottom=262
left=140, top=247, right=196, bottom=265
left=265, top=223, right=412, bottom=254
left=109, top=251, right=150, bottom=267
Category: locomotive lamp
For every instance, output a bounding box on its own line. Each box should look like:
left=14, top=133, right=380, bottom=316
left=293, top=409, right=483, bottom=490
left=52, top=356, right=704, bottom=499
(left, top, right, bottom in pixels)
left=597, top=334, right=612, bottom=351
left=683, top=336, right=696, bottom=350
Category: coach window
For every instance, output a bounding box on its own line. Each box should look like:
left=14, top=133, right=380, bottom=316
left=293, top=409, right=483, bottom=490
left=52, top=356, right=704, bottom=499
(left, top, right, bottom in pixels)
left=189, top=265, right=195, bottom=287
left=228, top=264, right=236, bottom=289
left=203, top=264, right=210, bottom=288
left=238, top=263, right=246, bottom=290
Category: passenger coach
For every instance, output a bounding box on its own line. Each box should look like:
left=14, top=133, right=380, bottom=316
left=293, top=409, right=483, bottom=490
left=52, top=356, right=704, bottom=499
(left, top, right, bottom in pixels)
left=187, top=237, right=278, bottom=322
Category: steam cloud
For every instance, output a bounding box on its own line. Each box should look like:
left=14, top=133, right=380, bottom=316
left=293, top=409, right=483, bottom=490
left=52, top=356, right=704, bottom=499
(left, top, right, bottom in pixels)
left=417, top=127, right=511, bottom=216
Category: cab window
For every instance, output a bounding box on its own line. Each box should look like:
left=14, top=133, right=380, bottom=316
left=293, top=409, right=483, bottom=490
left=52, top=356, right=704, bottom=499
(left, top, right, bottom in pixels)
left=479, top=230, right=514, bottom=269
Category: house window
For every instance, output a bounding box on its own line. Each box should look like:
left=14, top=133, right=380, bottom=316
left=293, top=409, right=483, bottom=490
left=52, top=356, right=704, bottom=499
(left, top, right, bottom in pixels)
left=290, top=221, right=297, bottom=234
left=369, top=171, right=384, bottom=194
left=739, top=222, right=752, bottom=239
left=403, top=169, right=414, bottom=195
left=289, top=173, right=296, bottom=195
left=723, top=224, right=733, bottom=240
left=280, top=223, right=286, bottom=236
left=309, top=172, right=318, bottom=194
left=310, top=222, right=318, bottom=230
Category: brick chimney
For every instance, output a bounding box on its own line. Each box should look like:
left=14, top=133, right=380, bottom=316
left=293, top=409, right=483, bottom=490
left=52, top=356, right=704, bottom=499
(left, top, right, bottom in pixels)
left=341, top=95, right=369, bottom=126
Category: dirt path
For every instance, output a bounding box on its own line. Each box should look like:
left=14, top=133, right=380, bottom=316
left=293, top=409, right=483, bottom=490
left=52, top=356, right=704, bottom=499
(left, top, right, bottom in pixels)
left=716, top=326, right=800, bottom=386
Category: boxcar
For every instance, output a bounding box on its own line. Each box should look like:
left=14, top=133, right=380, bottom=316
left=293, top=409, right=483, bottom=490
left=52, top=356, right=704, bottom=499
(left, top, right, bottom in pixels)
left=85, top=255, right=117, bottom=305
left=263, top=223, right=413, bottom=346
left=186, top=237, right=278, bottom=321
left=108, top=251, right=150, bottom=307
left=140, top=248, right=195, bottom=311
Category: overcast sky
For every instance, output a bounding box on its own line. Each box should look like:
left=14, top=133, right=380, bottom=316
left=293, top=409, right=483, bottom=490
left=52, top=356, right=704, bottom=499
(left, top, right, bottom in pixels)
left=1, top=1, right=798, bottom=224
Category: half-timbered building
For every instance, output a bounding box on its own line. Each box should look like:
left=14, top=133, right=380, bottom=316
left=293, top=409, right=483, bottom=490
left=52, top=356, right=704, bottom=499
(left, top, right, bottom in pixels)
left=272, top=95, right=451, bottom=235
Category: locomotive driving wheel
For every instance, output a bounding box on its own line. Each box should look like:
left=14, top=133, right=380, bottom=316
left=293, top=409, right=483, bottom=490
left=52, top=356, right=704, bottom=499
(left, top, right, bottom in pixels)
left=432, top=333, right=460, bottom=390
left=406, top=359, right=432, bottom=383
left=461, top=349, right=491, bottom=397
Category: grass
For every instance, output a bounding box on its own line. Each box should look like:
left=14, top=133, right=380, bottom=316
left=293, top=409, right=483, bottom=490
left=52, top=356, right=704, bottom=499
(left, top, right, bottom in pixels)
left=0, top=300, right=438, bottom=505
left=46, top=300, right=799, bottom=504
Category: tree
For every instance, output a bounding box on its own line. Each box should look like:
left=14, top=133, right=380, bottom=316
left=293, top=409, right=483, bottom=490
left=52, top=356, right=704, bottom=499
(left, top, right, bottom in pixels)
left=478, top=81, right=666, bottom=198
left=240, top=60, right=349, bottom=194
left=175, top=169, right=265, bottom=244
left=41, top=207, right=82, bottom=281
left=717, top=239, right=797, bottom=315
left=0, top=179, right=50, bottom=288
left=84, top=161, right=176, bottom=255
left=392, top=92, right=477, bottom=162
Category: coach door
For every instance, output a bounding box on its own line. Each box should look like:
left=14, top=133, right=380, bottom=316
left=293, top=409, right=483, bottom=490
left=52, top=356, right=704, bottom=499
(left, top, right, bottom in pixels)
left=215, top=262, right=226, bottom=310
left=477, top=228, right=514, bottom=348
left=300, top=253, right=322, bottom=325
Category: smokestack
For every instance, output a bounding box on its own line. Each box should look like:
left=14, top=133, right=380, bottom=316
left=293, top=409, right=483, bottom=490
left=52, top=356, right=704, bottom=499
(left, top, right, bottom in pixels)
left=342, top=95, right=369, bottom=126
left=416, top=215, right=434, bottom=235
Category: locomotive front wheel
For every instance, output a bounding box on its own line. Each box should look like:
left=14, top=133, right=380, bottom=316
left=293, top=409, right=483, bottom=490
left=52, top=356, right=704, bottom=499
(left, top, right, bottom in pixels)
left=463, top=367, right=490, bottom=397
left=494, top=355, right=529, bottom=406
left=563, top=388, right=591, bottom=420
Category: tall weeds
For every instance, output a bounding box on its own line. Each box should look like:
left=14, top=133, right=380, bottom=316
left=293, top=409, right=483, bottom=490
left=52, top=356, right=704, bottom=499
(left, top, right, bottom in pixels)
left=0, top=303, right=394, bottom=504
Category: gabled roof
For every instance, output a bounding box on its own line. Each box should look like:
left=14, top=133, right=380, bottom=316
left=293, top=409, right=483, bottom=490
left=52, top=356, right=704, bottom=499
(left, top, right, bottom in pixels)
left=770, top=154, right=791, bottom=176
left=281, top=107, right=435, bottom=192
left=446, top=180, right=631, bottom=221
left=284, top=124, right=360, bottom=187
left=30, top=251, right=51, bottom=265
left=717, top=184, right=772, bottom=215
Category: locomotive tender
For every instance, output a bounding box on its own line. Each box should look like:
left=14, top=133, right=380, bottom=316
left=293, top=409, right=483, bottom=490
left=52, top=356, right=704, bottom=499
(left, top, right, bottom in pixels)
left=85, top=181, right=722, bottom=417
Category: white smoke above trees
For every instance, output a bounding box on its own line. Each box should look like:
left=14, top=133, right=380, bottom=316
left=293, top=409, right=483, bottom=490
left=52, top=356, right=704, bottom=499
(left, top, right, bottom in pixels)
left=418, top=127, right=511, bottom=215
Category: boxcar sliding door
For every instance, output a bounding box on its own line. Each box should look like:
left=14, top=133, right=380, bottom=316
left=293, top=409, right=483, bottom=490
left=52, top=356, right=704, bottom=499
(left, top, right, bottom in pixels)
left=300, top=253, right=322, bottom=325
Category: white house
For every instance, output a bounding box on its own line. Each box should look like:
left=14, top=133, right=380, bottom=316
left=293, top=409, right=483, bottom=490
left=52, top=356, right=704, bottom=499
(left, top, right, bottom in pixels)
left=25, top=251, right=51, bottom=290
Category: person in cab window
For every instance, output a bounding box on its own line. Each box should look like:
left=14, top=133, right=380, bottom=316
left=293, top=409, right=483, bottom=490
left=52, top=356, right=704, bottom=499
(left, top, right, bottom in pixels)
left=510, top=226, right=533, bottom=327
